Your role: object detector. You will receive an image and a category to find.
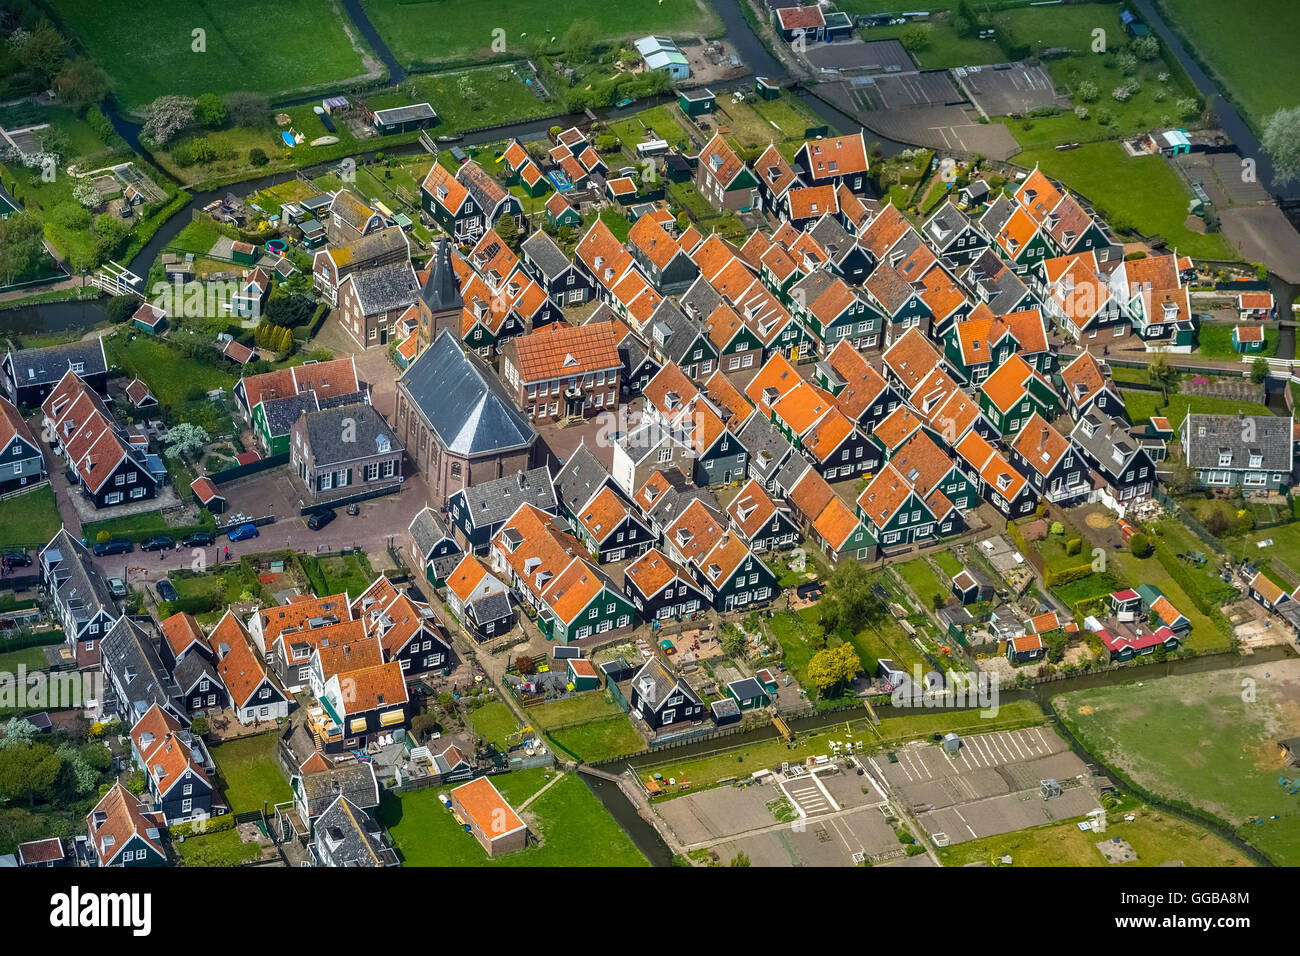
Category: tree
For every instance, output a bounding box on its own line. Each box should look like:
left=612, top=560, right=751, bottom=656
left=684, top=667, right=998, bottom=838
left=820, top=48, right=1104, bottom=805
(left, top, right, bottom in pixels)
left=73, top=181, right=102, bottom=208
left=0, top=719, right=38, bottom=750
left=900, top=26, right=930, bottom=52
left=1164, top=457, right=1194, bottom=496
left=162, top=422, right=209, bottom=460
left=1263, top=106, right=1300, bottom=186
left=0, top=212, right=46, bottom=285
left=1130, top=35, right=1160, bottom=60
left=249, top=147, right=269, bottom=167
left=807, top=644, right=862, bottom=696
left=515, top=654, right=536, bottom=675
left=0, top=743, right=62, bottom=806
left=1128, top=531, right=1152, bottom=558
left=1147, top=352, right=1176, bottom=390
left=1076, top=79, right=1100, bottom=103
left=195, top=92, right=227, bottom=129
left=142, top=95, right=197, bottom=146
left=819, top=561, right=887, bottom=635
left=15, top=21, right=66, bottom=81
left=225, top=91, right=270, bottom=128
left=189, top=716, right=209, bottom=737
left=92, top=213, right=130, bottom=264
left=563, top=19, right=599, bottom=62
left=1251, top=357, right=1270, bottom=383
left=720, top=627, right=746, bottom=658
left=105, top=295, right=138, bottom=324
left=729, top=851, right=751, bottom=867
left=54, top=58, right=110, bottom=114
left=495, top=213, right=520, bottom=251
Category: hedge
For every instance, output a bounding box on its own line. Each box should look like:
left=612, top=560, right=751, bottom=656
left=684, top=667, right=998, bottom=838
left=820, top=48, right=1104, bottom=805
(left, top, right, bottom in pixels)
left=1044, top=563, right=1097, bottom=588
left=170, top=813, right=236, bottom=839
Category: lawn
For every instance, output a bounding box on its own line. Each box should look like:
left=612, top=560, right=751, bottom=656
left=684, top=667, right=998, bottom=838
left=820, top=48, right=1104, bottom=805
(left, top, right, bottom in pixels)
left=640, top=701, right=1045, bottom=794
left=379, top=769, right=648, bottom=866
left=1122, top=385, right=1273, bottom=427
left=1055, top=663, right=1300, bottom=865
left=298, top=553, right=373, bottom=597
left=48, top=0, right=377, bottom=114
left=103, top=333, right=237, bottom=412
left=360, top=0, right=720, bottom=69
left=175, top=827, right=263, bottom=867
left=526, top=692, right=624, bottom=730
left=468, top=701, right=520, bottom=749
left=609, top=104, right=697, bottom=153
left=937, top=802, right=1253, bottom=867
left=210, top=732, right=292, bottom=814
left=0, top=644, right=56, bottom=674
left=82, top=508, right=216, bottom=547
left=366, top=64, right=557, bottom=137
left=547, top=715, right=646, bottom=763
left=1013, top=143, right=1233, bottom=259
left=0, top=485, right=64, bottom=550
left=894, top=558, right=949, bottom=610
left=1196, top=324, right=1278, bottom=359
left=1156, top=0, right=1299, bottom=130
left=931, top=551, right=964, bottom=578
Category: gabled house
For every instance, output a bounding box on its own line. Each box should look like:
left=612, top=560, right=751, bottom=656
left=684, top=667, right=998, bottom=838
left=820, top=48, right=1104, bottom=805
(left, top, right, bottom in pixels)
left=753, top=143, right=803, bottom=215
left=235, top=356, right=366, bottom=456
left=351, top=576, right=453, bottom=678
left=520, top=230, right=596, bottom=308
left=1059, top=349, right=1127, bottom=423
left=572, top=484, right=655, bottom=564
left=420, top=160, right=522, bottom=243
left=86, top=784, right=167, bottom=867
left=335, top=261, right=420, bottom=350
left=695, top=133, right=759, bottom=212
left=855, top=462, right=942, bottom=550
left=492, top=503, right=637, bottom=643
left=627, top=214, right=699, bottom=294
left=623, top=548, right=710, bottom=623
left=814, top=340, right=902, bottom=433
left=1180, top=413, right=1294, bottom=491
left=889, top=429, right=978, bottom=520
left=408, top=506, right=464, bottom=588
left=0, top=396, right=45, bottom=495
left=100, top=616, right=184, bottom=725
left=1071, top=410, right=1157, bottom=505
left=128, top=704, right=215, bottom=824
left=977, top=352, right=1059, bottom=437
left=980, top=195, right=1050, bottom=271
left=954, top=430, right=1037, bottom=518
left=726, top=478, right=800, bottom=552
left=311, top=794, right=399, bottom=867
left=447, top=465, right=558, bottom=555
left=444, top=553, right=515, bottom=641
left=1008, top=413, right=1092, bottom=506
left=1120, top=252, right=1196, bottom=351
left=628, top=657, right=708, bottom=731
left=312, top=225, right=411, bottom=306
left=39, top=529, right=117, bottom=666
left=923, top=199, right=988, bottom=266
left=662, top=497, right=778, bottom=611
left=792, top=132, right=869, bottom=194
left=208, top=611, right=289, bottom=726
left=500, top=320, right=623, bottom=423
left=3, top=338, right=107, bottom=407
left=786, top=463, right=877, bottom=562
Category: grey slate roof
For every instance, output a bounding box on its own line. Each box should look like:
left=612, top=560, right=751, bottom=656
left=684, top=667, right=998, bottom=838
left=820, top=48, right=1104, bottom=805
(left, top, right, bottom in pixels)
left=646, top=475, right=720, bottom=529
left=457, top=466, right=556, bottom=530
left=345, top=262, right=419, bottom=315
left=737, top=415, right=792, bottom=481
left=520, top=231, right=573, bottom=282
left=100, top=617, right=180, bottom=724
left=172, top=652, right=219, bottom=695
left=299, top=761, right=380, bottom=815
left=420, top=238, right=463, bottom=314
left=44, top=529, right=116, bottom=627
left=314, top=794, right=399, bottom=867
left=466, top=590, right=512, bottom=627
left=978, top=194, right=1016, bottom=238
left=409, top=506, right=454, bottom=558
left=554, top=441, right=613, bottom=514
left=1182, top=413, right=1293, bottom=472
left=631, top=657, right=701, bottom=709
left=965, top=248, right=1029, bottom=314
left=807, top=215, right=855, bottom=263
left=301, top=402, right=401, bottom=467
left=646, top=300, right=709, bottom=365
left=7, top=339, right=107, bottom=388
left=773, top=455, right=812, bottom=497
left=398, top=329, right=536, bottom=457
left=924, top=201, right=974, bottom=251
left=679, top=276, right=724, bottom=321
left=329, top=225, right=407, bottom=269
left=1069, top=410, right=1143, bottom=480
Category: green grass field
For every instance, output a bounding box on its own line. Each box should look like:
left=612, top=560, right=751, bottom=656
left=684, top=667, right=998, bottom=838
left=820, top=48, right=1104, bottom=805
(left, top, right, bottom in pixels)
left=175, top=827, right=263, bottom=866
left=49, top=0, right=377, bottom=114
left=1122, top=385, right=1273, bottom=427
left=526, top=692, right=624, bottom=730
left=0, top=485, right=64, bottom=550
left=1157, top=0, right=1300, bottom=129
left=1195, top=324, right=1278, bottom=359
left=1055, top=662, right=1300, bottom=865
left=547, top=715, right=646, bottom=762
left=103, top=334, right=237, bottom=411
left=379, top=768, right=648, bottom=866
left=468, top=701, right=520, bottom=749
left=1014, top=143, right=1233, bottom=259
left=360, top=0, right=719, bottom=69
left=894, top=558, right=949, bottom=609
left=937, top=801, right=1254, bottom=867
left=210, top=732, right=292, bottom=814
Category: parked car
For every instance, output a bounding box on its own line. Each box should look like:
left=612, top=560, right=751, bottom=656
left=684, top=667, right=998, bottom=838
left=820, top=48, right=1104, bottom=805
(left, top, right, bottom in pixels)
left=93, top=539, right=133, bottom=557
left=345, top=502, right=360, bottom=516
left=141, top=535, right=174, bottom=552
left=306, top=509, right=336, bottom=531
left=182, top=531, right=215, bottom=548
left=2, top=550, right=32, bottom=567
left=228, top=523, right=259, bottom=542
left=156, top=580, right=179, bottom=603
left=107, top=577, right=128, bottom=599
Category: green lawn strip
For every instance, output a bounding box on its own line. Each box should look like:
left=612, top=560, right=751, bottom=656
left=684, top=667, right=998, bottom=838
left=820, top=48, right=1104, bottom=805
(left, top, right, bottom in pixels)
left=894, top=558, right=949, bottom=610
left=210, top=733, right=292, bottom=815
left=1013, top=143, right=1232, bottom=259
left=0, top=485, right=64, bottom=549
left=526, top=692, right=623, bottom=730
left=175, top=827, right=262, bottom=866
left=546, top=715, right=646, bottom=763
left=1196, top=324, right=1278, bottom=359
left=467, top=700, right=521, bottom=749
left=104, top=334, right=237, bottom=410
left=642, top=701, right=1045, bottom=795
left=0, top=645, right=55, bottom=673
left=936, top=800, right=1253, bottom=867
left=380, top=770, right=647, bottom=866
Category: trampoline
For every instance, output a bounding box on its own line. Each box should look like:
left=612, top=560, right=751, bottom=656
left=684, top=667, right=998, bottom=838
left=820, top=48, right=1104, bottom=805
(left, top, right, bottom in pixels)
left=546, top=169, right=573, bottom=191
left=264, top=239, right=287, bottom=255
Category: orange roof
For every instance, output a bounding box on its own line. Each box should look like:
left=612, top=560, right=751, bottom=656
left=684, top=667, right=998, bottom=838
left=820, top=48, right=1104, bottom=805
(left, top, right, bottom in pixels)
left=859, top=203, right=912, bottom=259
left=872, top=403, right=925, bottom=452
left=727, top=479, right=779, bottom=539
left=703, top=369, right=752, bottom=425
left=664, top=497, right=728, bottom=566
left=787, top=184, right=837, bottom=221
left=544, top=557, right=608, bottom=624
left=855, top=464, right=916, bottom=527
left=607, top=176, right=637, bottom=197
left=242, top=356, right=359, bottom=410
left=1236, top=324, right=1265, bottom=342
left=804, top=407, right=856, bottom=463
left=1011, top=633, right=1044, bottom=652
left=209, top=611, right=281, bottom=709
left=772, top=380, right=836, bottom=435
left=882, top=328, right=942, bottom=394
left=1125, top=253, right=1189, bottom=325
left=955, top=429, right=997, bottom=472
left=978, top=448, right=1027, bottom=500
left=160, top=612, right=205, bottom=659
left=502, top=139, right=529, bottom=169
left=754, top=144, right=799, bottom=197
left=1010, top=412, right=1069, bottom=475
left=745, top=351, right=801, bottom=412
left=825, top=340, right=889, bottom=420
left=87, top=784, right=165, bottom=866
left=257, top=592, right=351, bottom=647
left=787, top=465, right=835, bottom=523
left=1239, top=292, right=1273, bottom=310
left=1015, top=167, right=1064, bottom=225
left=800, top=132, right=868, bottom=181
left=334, top=660, right=408, bottom=713
left=315, top=635, right=384, bottom=681
left=811, top=495, right=862, bottom=550
left=1061, top=350, right=1107, bottom=405
left=979, top=353, right=1036, bottom=413
left=628, top=213, right=681, bottom=270
left=577, top=485, right=636, bottom=543
left=445, top=553, right=491, bottom=604
left=625, top=548, right=691, bottom=597
left=452, top=776, right=525, bottom=836
left=421, top=161, right=469, bottom=214
left=698, top=133, right=748, bottom=188
left=777, top=5, right=826, bottom=29
left=546, top=191, right=576, bottom=218
left=508, top=321, right=620, bottom=382
left=890, top=431, right=954, bottom=495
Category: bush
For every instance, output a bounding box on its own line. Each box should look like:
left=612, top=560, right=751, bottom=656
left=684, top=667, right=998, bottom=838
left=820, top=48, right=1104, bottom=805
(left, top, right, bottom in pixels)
left=1128, top=532, right=1152, bottom=558
left=249, top=147, right=269, bottom=167
left=1065, top=537, right=1083, bottom=556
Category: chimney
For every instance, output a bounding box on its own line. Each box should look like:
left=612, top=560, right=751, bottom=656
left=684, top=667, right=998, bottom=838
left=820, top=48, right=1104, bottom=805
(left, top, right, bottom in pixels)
left=1039, top=426, right=1049, bottom=450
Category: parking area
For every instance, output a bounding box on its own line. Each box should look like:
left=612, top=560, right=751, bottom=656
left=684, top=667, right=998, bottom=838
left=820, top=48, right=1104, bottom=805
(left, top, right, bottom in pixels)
left=956, top=62, right=1066, bottom=117
left=874, top=728, right=1101, bottom=846
left=1173, top=151, right=1271, bottom=207
left=805, top=38, right=915, bottom=74
left=653, top=762, right=905, bottom=865
left=842, top=70, right=962, bottom=112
